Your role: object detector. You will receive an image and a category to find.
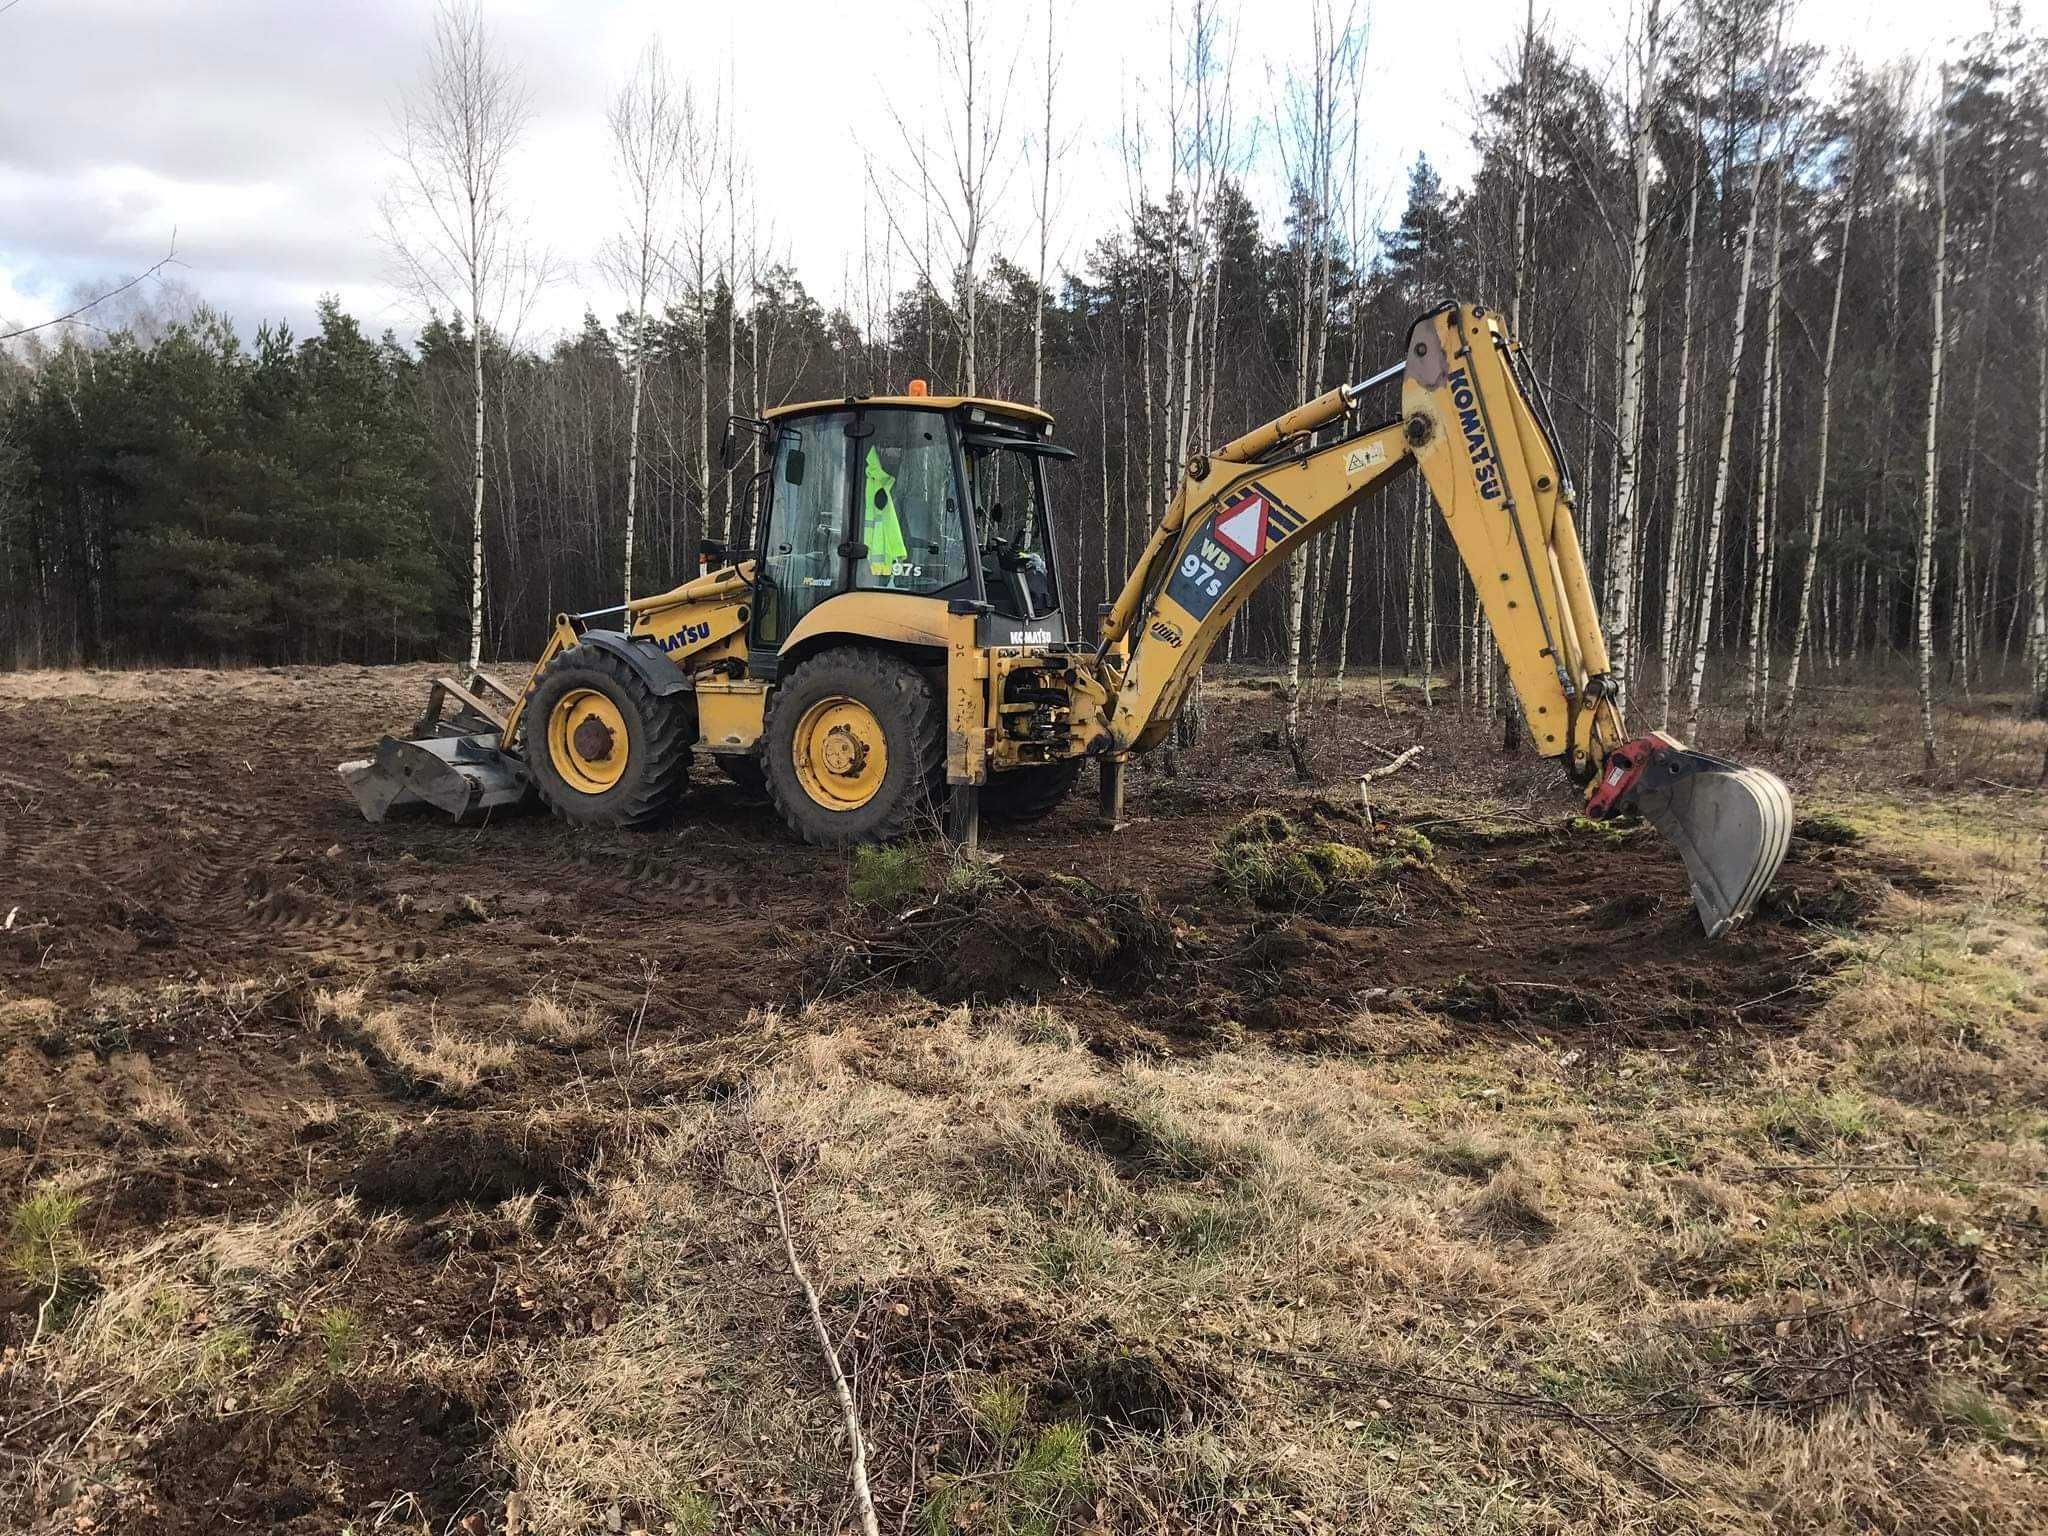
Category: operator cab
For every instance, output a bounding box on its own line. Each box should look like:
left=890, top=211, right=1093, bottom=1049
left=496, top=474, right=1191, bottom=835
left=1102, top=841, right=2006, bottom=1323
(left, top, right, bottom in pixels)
left=744, top=393, right=1074, bottom=663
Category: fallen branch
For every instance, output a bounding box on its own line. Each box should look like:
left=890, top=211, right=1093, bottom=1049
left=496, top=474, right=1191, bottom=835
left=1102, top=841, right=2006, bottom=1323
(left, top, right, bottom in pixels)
left=1358, top=745, right=1425, bottom=816
left=756, top=1134, right=881, bottom=1536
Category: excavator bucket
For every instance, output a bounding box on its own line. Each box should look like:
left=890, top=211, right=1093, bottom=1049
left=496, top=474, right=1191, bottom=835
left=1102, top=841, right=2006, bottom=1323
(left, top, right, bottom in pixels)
left=1594, top=734, right=1794, bottom=938
left=338, top=672, right=532, bottom=823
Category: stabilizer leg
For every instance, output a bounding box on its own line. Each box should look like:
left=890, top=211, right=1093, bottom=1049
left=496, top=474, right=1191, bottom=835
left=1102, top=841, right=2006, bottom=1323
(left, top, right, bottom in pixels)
left=946, top=783, right=981, bottom=857
left=1097, top=758, right=1126, bottom=828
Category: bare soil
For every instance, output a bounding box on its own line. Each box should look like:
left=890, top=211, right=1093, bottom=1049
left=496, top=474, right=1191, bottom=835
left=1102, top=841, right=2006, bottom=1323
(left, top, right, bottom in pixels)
left=0, top=663, right=1916, bottom=1532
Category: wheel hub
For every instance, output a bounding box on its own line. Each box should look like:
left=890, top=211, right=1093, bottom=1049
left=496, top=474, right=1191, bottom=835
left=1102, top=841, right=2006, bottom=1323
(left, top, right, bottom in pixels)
left=819, top=725, right=869, bottom=778
left=549, top=688, right=631, bottom=795
left=792, top=696, right=888, bottom=812
left=572, top=715, right=616, bottom=762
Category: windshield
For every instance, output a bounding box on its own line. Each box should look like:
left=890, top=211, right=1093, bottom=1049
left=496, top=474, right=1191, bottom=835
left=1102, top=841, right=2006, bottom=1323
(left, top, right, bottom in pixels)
left=966, top=442, right=1058, bottom=620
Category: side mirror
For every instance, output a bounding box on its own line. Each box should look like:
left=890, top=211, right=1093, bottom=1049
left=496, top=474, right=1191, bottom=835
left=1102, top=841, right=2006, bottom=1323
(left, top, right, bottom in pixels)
left=717, top=422, right=736, bottom=470
left=784, top=448, right=806, bottom=486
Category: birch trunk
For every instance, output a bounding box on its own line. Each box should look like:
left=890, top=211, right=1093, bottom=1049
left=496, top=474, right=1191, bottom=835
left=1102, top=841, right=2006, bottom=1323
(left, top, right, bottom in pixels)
left=469, top=284, right=485, bottom=671
left=1605, top=0, right=1662, bottom=717
left=1916, top=74, right=1948, bottom=772
left=1743, top=149, right=1788, bottom=739
left=2032, top=283, right=2048, bottom=719
left=1778, top=122, right=1857, bottom=731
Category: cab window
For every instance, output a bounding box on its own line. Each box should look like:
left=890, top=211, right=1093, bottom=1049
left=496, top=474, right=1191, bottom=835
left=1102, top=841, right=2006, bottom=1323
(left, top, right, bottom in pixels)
left=852, top=410, right=970, bottom=594
left=967, top=442, right=1058, bottom=619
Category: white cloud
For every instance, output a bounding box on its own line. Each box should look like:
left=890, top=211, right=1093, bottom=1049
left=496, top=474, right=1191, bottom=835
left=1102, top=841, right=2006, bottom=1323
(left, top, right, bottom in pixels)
left=0, top=0, right=1964, bottom=348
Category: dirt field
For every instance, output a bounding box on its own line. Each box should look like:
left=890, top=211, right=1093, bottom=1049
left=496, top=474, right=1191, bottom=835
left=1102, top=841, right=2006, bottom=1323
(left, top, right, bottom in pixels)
left=2, top=663, right=2043, bottom=1534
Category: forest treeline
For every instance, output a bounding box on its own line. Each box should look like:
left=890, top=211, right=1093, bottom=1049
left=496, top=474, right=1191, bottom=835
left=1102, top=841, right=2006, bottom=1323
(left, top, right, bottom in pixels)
left=2, top=0, right=2045, bottom=752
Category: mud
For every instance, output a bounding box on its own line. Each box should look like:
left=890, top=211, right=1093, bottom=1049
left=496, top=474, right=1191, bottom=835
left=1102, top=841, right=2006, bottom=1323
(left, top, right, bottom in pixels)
left=0, top=663, right=1908, bottom=1531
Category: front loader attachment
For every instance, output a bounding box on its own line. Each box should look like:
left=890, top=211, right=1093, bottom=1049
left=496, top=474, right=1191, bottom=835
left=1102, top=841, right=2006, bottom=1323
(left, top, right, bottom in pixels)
left=338, top=672, right=532, bottom=823
left=1591, top=733, right=1794, bottom=939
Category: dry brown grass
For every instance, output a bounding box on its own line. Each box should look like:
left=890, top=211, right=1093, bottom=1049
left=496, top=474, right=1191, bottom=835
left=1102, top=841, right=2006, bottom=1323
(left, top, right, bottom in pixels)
left=314, top=986, right=516, bottom=1101
left=516, top=991, right=609, bottom=1049
left=489, top=778, right=2048, bottom=1534
left=0, top=1193, right=418, bottom=1528
left=130, top=1084, right=192, bottom=1142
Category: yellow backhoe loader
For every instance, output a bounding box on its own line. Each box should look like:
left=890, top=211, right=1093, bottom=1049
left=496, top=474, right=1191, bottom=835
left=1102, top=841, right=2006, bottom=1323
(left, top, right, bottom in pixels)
left=340, top=302, right=1792, bottom=937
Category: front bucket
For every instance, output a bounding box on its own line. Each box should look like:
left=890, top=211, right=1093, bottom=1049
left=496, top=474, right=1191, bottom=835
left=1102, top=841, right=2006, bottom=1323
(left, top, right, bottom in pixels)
left=1630, top=748, right=1793, bottom=938
left=339, top=733, right=532, bottom=823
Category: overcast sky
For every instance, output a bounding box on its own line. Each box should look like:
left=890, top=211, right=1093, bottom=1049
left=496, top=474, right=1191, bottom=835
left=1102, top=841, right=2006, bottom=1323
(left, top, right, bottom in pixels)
left=0, top=0, right=1983, bottom=353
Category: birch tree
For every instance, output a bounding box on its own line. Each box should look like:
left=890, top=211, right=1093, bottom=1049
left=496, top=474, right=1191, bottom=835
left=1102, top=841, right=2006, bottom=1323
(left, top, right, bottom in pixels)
left=1778, top=108, right=1859, bottom=731
left=1657, top=0, right=1707, bottom=725
left=1605, top=0, right=1664, bottom=717
left=1683, top=2, right=1785, bottom=741
left=871, top=0, right=1021, bottom=393
left=604, top=41, right=681, bottom=606
left=2031, top=280, right=2048, bottom=718
left=1917, top=67, right=1949, bottom=771
left=383, top=0, right=541, bottom=672
left=674, top=83, right=726, bottom=542
left=1028, top=0, right=1065, bottom=407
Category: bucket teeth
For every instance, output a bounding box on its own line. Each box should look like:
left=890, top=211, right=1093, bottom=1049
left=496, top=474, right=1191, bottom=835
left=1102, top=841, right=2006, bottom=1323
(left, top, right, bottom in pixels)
left=1634, top=751, right=1794, bottom=938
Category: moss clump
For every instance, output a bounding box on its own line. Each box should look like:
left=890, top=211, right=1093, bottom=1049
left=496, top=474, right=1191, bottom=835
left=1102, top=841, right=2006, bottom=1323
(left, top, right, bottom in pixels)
left=1220, top=808, right=1296, bottom=850
left=1215, top=810, right=1411, bottom=909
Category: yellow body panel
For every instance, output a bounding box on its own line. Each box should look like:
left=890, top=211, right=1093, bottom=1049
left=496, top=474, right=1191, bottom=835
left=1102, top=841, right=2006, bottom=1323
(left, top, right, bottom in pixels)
left=781, top=591, right=955, bottom=654
left=693, top=678, right=769, bottom=752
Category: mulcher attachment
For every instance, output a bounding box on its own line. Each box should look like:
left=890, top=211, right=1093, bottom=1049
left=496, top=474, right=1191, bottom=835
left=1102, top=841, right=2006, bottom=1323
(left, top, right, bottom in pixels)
left=1589, top=731, right=1795, bottom=939
left=338, top=672, right=532, bottom=823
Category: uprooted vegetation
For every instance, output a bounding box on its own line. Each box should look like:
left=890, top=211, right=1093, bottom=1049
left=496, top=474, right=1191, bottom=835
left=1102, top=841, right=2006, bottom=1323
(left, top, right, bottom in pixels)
left=1213, top=806, right=1456, bottom=917
left=2, top=664, right=2044, bottom=1534
left=808, top=845, right=1187, bottom=1004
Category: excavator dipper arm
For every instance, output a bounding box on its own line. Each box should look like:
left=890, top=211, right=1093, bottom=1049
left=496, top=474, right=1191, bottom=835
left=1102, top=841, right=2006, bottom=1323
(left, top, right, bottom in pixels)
left=1091, top=302, right=1793, bottom=938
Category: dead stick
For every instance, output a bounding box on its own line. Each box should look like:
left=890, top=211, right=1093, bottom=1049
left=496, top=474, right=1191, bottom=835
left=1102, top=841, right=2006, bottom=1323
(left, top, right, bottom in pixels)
left=1359, top=744, right=1425, bottom=816
left=756, top=1136, right=882, bottom=1536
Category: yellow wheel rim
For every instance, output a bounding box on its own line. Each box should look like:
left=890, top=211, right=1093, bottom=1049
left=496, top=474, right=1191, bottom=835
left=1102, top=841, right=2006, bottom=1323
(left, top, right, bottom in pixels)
left=792, top=695, right=888, bottom=812
left=548, top=688, right=630, bottom=795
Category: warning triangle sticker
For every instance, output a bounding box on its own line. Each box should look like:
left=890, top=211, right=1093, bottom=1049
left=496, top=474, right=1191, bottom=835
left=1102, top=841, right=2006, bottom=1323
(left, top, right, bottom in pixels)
left=1212, top=496, right=1267, bottom=562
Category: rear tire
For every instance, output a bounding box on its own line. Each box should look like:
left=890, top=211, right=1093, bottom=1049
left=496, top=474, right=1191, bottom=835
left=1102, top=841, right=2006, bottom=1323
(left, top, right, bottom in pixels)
left=981, top=758, right=1083, bottom=823
left=765, top=648, right=943, bottom=847
left=522, top=646, right=692, bottom=828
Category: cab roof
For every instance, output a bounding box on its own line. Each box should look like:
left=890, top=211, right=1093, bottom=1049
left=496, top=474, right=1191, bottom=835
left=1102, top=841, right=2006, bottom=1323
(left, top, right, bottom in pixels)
left=761, top=394, right=1054, bottom=430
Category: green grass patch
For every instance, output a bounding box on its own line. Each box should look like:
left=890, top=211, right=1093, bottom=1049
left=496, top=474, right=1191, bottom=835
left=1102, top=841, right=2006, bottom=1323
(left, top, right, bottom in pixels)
left=1758, top=1089, right=1873, bottom=1150
left=318, top=1306, right=366, bottom=1372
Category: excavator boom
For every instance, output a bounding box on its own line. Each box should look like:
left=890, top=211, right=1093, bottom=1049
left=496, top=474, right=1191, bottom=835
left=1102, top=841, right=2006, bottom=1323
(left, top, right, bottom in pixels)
left=1090, top=302, right=1792, bottom=938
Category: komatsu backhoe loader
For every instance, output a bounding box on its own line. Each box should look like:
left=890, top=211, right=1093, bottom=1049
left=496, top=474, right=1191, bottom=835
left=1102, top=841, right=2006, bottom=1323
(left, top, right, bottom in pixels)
left=340, top=302, right=1792, bottom=937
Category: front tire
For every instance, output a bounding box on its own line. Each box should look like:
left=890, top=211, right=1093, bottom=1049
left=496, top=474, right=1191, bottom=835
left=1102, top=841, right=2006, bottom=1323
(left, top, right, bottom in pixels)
left=981, top=758, right=1083, bottom=823
left=764, top=648, right=943, bottom=847
left=522, top=647, right=692, bottom=828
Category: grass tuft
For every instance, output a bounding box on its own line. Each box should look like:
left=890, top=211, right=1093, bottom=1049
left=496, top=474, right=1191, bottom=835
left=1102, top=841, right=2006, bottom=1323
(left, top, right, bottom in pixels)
left=133, top=1084, right=192, bottom=1142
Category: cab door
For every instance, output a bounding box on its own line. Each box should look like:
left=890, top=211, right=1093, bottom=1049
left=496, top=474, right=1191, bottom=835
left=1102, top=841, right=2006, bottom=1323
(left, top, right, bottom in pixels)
left=751, top=410, right=854, bottom=652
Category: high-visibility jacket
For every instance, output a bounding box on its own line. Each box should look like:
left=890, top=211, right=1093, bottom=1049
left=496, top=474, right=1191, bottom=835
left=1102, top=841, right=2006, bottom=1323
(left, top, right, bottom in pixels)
left=863, top=448, right=909, bottom=579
